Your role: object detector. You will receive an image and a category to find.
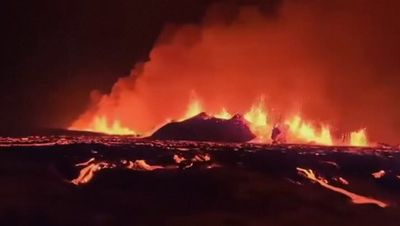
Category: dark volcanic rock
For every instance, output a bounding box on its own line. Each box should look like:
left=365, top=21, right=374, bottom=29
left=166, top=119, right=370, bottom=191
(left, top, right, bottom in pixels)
left=1, top=137, right=400, bottom=226
left=151, top=112, right=256, bottom=142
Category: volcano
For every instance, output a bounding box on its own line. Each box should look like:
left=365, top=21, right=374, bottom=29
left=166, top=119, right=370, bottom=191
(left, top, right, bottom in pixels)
left=150, top=112, right=256, bottom=142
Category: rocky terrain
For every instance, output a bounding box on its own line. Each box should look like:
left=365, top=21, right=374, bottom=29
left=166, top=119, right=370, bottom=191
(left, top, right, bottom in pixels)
left=1, top=136, right=400, bottom=226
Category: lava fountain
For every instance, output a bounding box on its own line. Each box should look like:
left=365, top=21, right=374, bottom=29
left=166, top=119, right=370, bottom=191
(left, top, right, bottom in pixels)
left=68, top=2, right=391, bottom=146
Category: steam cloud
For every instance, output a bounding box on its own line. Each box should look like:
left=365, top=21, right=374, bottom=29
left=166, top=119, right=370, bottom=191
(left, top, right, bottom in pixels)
left=72, top=0, right=400, bottom=143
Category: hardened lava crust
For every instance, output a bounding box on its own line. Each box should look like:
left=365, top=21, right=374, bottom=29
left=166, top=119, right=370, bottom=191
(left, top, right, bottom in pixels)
left=1, top=135, right=400, bottom=226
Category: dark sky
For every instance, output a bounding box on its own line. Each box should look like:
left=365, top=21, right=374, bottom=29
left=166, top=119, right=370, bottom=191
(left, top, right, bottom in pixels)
left=0, top=0, right=281, bottom=135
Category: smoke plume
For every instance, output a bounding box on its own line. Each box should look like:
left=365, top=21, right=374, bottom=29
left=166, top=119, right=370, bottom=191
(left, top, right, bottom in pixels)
left=72, top=0, right=400, bottom=143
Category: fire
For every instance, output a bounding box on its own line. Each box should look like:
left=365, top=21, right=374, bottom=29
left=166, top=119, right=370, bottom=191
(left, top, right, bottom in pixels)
left=67, top=3, right=397, bottom=145
left=243, top=96, right=270, bottom=141
left=183, top=98, right=203, bottom=119
left=72, top=115, right=135, bottom=135
left=215, top=108, right=232, bottom=120
left=350, top=129, right=368, bottom=147
left=286, top=116, right=333, bottom=145
left=70, top=94, right=370, bottom=146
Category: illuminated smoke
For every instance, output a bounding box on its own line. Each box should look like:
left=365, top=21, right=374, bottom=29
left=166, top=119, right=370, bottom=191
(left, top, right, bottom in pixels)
left=71, top=1, right=400, bottom=144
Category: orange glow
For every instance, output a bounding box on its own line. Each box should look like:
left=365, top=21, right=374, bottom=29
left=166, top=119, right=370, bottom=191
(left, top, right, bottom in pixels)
left=82, top=116, right=135, bottom=135
left=183, top=98, right=203, bottom=119
left=215, top=108, right=232, bottom=119
left=72, top=159, right=164, bottom=185
left=68, top=3, right=397, bottom=144
left=285, top=116, right=333, bottom=145
left=244, top=96, right=270, bottom=142
left=124, top=160, right=164, bottom=171
left=350, top=129, right=368, bottom=147
left=372, top=170, right=385, bottom=179
left=297, top=167, right=388, bottom=208
left=70, top=95, right=371, bottom=146
left=71, top=162, right=115, bottom=185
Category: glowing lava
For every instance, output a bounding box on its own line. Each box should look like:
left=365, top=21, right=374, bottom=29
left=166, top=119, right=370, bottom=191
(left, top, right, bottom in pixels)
left=215, top=108, right=232, bottom=120
left=372, top=170, right=385, bottom=179
left=72, top=115, right=135, bottom=135
left=71, top=161, right=115, bottom=185
left=350, top=129, right=368, bottom=146
left=244, top=96, right=270, bottom=142
left=297, top=167, right=388, bottom=208
left=183, top=98, right=203, bottom=119
left=71, top=159, right=164, bottom=185
left=286, top=116, right=333, bottom=145
left=70, top=95, right=370, bottom=146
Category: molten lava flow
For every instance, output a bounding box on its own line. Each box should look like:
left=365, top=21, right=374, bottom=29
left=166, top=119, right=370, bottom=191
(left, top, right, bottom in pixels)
left=286, top=116, right=333, bottom=145
left=71, top=162, right=115, bottom=185
left=71, top=159, right=165, bottom=185
left=350, top=129, right=368, bottom=146
left=173, top=155, right=186, bottom=164
left=75, top=157, right=95, bottom=166
left=297, top=167, right=388, bottom=208
left=372, top=170, right=385, bottom=179
left=244, top=97, right=270, bottom=142
left=124, top=160, right=164, bottom=171
left=191, top=153, right=211, bottom=162
left=71, top=154, right=219, bottom=185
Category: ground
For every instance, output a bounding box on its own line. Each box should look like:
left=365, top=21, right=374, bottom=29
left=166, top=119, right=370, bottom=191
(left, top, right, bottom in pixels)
left=0, top=136, right=399, bottom=226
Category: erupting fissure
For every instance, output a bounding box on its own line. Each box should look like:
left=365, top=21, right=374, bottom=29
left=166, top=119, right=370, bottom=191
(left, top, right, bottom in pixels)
left=70, top=115, right=135, bottom=136
left=67, top=3, right=386, bottom=146
left=70, top=95, right=369, bottom=146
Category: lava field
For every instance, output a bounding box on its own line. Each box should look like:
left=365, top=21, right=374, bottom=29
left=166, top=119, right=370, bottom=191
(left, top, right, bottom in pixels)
left=1, top=136, right=400, bottom=226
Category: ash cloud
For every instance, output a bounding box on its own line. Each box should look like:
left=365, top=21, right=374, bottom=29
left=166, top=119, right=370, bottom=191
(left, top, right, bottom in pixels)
left=73, top=0, right=400, bottom=143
